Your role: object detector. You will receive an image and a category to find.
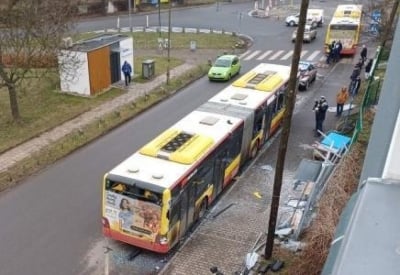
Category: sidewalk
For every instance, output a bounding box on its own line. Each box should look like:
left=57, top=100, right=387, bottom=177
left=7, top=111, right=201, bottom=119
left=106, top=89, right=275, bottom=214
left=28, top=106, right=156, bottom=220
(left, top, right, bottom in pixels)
left=159, top=58, right=360, bottom=275
left=0, top=63, right=195, bottom=174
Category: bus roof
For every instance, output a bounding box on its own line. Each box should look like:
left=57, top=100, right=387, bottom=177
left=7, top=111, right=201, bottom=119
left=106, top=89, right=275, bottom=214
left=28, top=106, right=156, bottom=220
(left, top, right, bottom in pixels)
left=108, top=110, right=243, bottom=189
left=333, top=4, right=362, bottom=18
left=208, top=63, right=291, bottom=109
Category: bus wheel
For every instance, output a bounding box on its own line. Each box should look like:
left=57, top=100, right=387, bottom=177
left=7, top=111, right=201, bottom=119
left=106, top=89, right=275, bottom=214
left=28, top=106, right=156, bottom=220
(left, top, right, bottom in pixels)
left=250, top=141, right=259, bottom=159
left=198, top=199, right=208, bottom=220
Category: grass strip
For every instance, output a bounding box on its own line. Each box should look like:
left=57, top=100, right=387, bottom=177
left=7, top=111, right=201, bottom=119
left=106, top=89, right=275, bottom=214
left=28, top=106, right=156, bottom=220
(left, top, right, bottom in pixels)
left=0, top=64, right=208, bottom=192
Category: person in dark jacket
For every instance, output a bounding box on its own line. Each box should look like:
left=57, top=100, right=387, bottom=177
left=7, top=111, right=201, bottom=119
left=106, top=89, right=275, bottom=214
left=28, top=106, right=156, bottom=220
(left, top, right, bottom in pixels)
left=122, top=61, right=132, bottom=86
left=313, top=96, right=329, bottom=137
left=365, top=58, right=373, bottom=79
left=360, top=45, right=367, bottom=63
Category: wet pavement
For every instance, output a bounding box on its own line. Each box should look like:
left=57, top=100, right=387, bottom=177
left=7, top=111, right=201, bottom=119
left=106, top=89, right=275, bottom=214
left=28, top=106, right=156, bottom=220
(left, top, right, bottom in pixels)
left=159, top=57, right=361, bottom=274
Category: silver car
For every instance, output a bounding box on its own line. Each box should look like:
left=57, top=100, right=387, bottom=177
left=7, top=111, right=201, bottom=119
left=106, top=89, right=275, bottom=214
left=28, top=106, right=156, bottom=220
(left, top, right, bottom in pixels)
left=291, top=25, right=317, bottom=43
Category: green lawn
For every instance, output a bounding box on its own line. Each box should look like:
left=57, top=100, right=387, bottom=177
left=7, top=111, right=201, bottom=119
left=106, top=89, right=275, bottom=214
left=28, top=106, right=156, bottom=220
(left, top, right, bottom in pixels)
left=0, top=32, right=240, bottom=153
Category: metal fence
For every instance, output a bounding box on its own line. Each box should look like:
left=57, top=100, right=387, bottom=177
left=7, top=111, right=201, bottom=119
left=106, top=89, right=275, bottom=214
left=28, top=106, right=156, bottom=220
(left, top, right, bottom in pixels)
left=288, top=46, right=385, bottom=240
left=350, top=46, right=383, bottom=144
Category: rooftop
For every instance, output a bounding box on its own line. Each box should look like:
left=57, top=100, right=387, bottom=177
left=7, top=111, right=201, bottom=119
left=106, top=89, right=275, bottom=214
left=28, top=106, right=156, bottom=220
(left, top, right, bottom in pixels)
left=69, top=33, right=130, bottom=52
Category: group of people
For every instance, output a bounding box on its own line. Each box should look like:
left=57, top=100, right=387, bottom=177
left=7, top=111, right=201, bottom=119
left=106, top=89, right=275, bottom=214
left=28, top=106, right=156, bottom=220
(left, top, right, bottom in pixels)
left=349, top=46, right=373, bottom=96
left=326, top=40, right=343, bottom=64
left=312, top=87, right=350, bottom=137
left=313, top=45, right=374, bottom=137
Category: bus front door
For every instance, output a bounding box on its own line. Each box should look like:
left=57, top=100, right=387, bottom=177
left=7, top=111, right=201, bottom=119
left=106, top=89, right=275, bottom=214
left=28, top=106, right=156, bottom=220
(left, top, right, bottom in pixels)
left=179, top=184, right=195, bottom=238
left=212, top=150, right=227, bottom=200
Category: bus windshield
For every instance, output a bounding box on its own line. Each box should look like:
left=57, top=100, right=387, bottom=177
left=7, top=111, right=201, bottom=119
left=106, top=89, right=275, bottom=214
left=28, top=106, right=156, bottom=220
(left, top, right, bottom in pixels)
left=330, top=24, right=357, bottom=31
left=104, top=180, right=163, bottom=240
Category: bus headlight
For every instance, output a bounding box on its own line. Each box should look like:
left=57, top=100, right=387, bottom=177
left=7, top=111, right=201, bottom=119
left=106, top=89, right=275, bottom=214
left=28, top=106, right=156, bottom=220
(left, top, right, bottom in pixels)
left=102, top=217, right=110, bottom=228
left=159, top=236, right=168, bottom=245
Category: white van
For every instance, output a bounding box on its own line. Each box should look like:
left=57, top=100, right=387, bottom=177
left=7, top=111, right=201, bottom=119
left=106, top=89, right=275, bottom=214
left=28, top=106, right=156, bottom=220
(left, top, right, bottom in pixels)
left=285, top=9, right=324, bottom=27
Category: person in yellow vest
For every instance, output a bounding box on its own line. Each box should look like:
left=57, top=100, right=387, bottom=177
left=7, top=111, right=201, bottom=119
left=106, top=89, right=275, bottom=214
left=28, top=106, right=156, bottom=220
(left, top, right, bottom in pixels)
left=336, top=86, right=349, bottom=117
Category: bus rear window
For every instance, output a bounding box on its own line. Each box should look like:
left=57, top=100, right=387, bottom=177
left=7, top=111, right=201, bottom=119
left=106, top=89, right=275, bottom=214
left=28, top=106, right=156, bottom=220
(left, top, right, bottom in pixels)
left=106, top=180, right=162, bottom=205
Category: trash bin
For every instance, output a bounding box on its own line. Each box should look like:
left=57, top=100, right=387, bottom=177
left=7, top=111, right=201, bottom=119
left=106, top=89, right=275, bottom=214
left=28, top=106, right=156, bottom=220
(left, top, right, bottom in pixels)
left=142, top=59, right=155, bottom=79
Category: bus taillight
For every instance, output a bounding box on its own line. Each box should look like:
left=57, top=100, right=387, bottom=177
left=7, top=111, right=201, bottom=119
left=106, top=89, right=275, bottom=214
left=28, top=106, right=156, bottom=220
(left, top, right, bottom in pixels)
left=102, top=217, right=110, bottom=228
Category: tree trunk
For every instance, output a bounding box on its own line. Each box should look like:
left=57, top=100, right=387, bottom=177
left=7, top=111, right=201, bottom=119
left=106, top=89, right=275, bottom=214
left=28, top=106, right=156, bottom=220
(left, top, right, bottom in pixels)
left=8, top=83, right=20, bottom=120
left=381, top=0, right=399, bottom=48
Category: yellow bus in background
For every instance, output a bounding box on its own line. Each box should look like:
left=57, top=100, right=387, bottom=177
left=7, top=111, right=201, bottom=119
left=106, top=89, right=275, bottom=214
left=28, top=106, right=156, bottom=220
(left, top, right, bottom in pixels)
left=325, top=4, right=363, bottom=55
left=101, top=63, right=291, bottom=253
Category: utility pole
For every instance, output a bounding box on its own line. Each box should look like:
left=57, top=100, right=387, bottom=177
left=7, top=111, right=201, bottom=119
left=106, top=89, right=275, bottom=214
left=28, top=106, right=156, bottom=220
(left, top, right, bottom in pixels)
left=166, top=0, right=171, bottom=85
left=128, top=0, right=132, bottom=32
left=158, top=0, right=161, bottom=37
left=381, top=0, right=399, bottom=48
left=264, top=0, right=310, bottom=260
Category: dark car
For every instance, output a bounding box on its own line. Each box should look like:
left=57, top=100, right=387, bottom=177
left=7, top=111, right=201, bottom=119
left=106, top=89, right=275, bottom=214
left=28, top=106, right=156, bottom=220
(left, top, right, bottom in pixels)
left=298, top=61, right=317, bottom=91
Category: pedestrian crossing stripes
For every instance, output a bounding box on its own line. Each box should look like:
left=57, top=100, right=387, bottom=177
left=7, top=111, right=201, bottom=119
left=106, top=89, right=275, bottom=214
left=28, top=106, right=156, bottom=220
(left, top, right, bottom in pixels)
left=269, top=50, right=284, bottom=60
left=238, top=49, right=329, bottom=63
left=280, top=50, right=293, bottom=60
left=307, top=50, right=321, bottom=61
left=256, top=50, right=273, bottom=60
left=243, top=50, right=261, bottom=61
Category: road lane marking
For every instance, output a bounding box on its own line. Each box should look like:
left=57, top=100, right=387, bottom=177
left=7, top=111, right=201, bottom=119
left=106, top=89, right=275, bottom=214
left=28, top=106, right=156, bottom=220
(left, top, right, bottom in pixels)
left=256, top=50, right=273, bottom=60
left=281, top=50, right=294, bottom=60
left=269, top=50, right=284, bottom=60
left=244, top=50, right=261, bottom=60
left=300, top=50, right=308, bottom=58
left=239, top=50, right=251, bottom=59
left=307, top=50, right=321, bottom=61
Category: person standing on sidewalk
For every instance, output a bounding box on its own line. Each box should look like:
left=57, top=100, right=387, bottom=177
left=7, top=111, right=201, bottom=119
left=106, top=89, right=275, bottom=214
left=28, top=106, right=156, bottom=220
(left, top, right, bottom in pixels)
left=122, top=61, right=132, bottom=86
left=336, top=86, right=349, bottom=117
left=360, top=45, right=367, bottom=63
left=313, top=96, right=329, bottom=137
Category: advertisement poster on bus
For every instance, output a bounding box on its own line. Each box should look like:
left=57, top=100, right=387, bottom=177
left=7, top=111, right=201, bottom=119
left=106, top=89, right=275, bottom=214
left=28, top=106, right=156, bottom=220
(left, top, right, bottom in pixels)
left=105, top=191, right=161, bottom=242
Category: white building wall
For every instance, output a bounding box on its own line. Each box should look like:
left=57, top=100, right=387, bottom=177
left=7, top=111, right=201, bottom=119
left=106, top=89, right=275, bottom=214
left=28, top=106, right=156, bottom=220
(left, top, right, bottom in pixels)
left=119, top=37, right=134, bottom=80
left=58, top=50, right=90, bottom=96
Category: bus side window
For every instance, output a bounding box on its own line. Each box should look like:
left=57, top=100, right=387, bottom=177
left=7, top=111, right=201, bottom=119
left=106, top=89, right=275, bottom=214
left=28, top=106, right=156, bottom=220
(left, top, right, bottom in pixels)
left=253, top=108, right=263, bottom=137
left=277, top=92, right=285, bottom=111
left=270, top=98, right=277, bottom=115
left=192, top=161, right=213, bottom=198
left=168, top=202, right=180, bottom=227
left=225, top=125, right=242, bottom=165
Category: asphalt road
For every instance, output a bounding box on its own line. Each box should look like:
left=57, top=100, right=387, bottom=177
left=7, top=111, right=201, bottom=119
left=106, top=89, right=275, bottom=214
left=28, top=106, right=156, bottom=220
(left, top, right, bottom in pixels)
left=0, top=1, right=349, bottom=274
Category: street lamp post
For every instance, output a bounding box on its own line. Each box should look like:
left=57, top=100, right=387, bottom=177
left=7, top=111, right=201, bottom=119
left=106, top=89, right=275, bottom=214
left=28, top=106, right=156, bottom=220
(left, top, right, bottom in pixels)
left=158, top=0, right=161, bottom=37
left=128, top=0, right=132, bottom=32
left=166, top=0, right=171, bottom=85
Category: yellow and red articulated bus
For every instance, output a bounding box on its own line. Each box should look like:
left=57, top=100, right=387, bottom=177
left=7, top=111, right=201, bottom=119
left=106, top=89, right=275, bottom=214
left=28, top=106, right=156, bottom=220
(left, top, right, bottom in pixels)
left=102, top=63, right=291, bottom=253
left=325, top=4, right=363, bottom=55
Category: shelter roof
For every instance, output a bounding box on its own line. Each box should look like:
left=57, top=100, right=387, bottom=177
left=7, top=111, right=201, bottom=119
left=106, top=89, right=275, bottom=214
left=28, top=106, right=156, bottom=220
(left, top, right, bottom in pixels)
left=69, top=33, right=130, bottom=52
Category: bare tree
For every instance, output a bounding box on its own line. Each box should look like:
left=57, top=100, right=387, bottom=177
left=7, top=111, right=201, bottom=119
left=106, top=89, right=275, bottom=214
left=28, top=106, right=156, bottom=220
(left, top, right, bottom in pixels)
left=364, top=0, right=399, bottom=44
left=0, top=0, right=76, bottom=121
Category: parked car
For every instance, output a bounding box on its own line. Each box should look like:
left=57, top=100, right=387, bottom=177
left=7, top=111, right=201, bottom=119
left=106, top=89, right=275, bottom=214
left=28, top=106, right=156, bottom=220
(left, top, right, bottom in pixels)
left=298, top=61, right=317, bottom=91
left=285, top=9, right=324, bottom=27
left=291, top=25, right=317, bottom=43
left=208, top=55, right=241, bottom=81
